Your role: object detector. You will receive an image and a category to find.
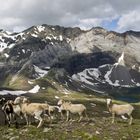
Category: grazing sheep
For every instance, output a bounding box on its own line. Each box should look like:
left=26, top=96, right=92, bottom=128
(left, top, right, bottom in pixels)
left=106, top=98, right=134, bottom=125
left=57, top=99, right=88, bottom=122
left=14, top=96, right=49, bottom=128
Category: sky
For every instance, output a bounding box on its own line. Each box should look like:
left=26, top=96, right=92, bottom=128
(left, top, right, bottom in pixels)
left=0, top=0, right=140, bottom=33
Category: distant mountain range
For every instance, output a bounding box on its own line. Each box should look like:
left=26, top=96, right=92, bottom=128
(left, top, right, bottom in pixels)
left=0, top=24, right=140, bottom=99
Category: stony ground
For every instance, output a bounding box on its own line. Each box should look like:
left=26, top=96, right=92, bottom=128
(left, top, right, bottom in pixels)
left=0, top=93, right=140, bottom=140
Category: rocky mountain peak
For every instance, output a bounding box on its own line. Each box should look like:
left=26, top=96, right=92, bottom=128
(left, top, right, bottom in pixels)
left=0, top=24, right=140, bottom=95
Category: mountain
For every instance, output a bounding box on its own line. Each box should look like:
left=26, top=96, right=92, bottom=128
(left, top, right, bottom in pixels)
left=0, top=24, right=140, bottom=100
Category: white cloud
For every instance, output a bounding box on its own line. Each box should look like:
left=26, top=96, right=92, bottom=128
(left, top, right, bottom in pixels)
left=0, top=0, right=139, bottom=32
left=117, top=10, right=140, bottom=32
left=76, top=18, right=103, bottom=30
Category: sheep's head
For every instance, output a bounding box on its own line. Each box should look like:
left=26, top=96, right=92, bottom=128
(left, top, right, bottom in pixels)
left=22, top=97, right=30, bottom=103
left=0, top=98, right=6, bottom=105
left=7, top=100, right=14, bottom=105
left=106, top=98, right=112, bottom=106
left=14, top=96, right=25, bottom=104
left=57, top=99, right=64, bottom=106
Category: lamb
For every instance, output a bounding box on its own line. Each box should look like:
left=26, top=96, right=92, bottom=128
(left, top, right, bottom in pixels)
left=106, top=98, right=134, bottom=125
left=57, top=99, right=88, bottom=122
left=14, top=96, right=49, bottom=128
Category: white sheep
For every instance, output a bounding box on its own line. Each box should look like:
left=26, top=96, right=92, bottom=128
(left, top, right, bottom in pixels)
left=57, top=99, right=88, bottom=122
left=14, top=96, right=49, bottom=128
left=106, top=98, right=134, bottom=125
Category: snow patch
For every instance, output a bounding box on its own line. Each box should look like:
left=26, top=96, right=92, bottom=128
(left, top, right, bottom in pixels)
left=72, top=74, right=94, bottom=85
left=28, top=85, right=40, bottom=93
left=136, top=83, right=140, bottom=86
left=46, top=36, right=52, bottom=40
left=104, top=67, right=114, bottom=85
left=4, top=53, right=9, bottom=58
left=34, top=65, right=48, bottom=78
left=114, top=52, right=125, bottom=66
left=50, top=42, right=54, bottom=45
left=59, top=35, right=63, bottom=41
left=0, top=85, right=41, bottom=95
left=31, top=34, right=38, bottom=38
left=22, top=49, right=25, bottom=53
left=66, top=38, right=71, bottom=43
left=88, top=68, right=101, bottom=79
left=28, top=80, right=34, bottom=85
left=37, top=26, right=45, bottom=32
left=55, top=96, right=59, bottom=99
left=63, top=89, right=70, bottom=95
left=0, top=90, right=26, bottom=96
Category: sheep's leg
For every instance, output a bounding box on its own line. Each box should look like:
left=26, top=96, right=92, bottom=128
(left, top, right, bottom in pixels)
left=47, top=112, right=53, bottom=124
left=27, top=116, right=31, bottom=125
left=61, top=111, right=64, bottom=120
left=48, top=111, right=54, bottom=123
left=24, top=114, right=29, bottom=125
left=84, top=110, right=89, bottom=121
left=50, top=112, right=54, bottom=120
left=129, top=115, right=133, bottom=125
left=3, top=111, right=7, bottom=125
left=9, top=113, right=13, bottom=123
left=34, top=111, right=44, bottom=128
left=78, top=113, right=83, bottom=122
left=13, top=114, right=18, bottom=128
left=6, top=114, right=11, bottom=127
left=112, top=113, right=115, bottom=124
left=66, top=111, right=69, bottom=122
left=69, top=114, right=73, bottom=122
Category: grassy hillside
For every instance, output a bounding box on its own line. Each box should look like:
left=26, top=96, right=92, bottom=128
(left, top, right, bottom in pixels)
left=0, top=76, right=140, bottom=139
left=0, top=90, right=140, bottom=140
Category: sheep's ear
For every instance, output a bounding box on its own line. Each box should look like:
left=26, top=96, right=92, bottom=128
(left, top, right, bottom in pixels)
left=61, top=99, right=64, bottom=103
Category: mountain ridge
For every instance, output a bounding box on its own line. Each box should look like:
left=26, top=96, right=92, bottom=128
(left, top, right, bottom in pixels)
left=0, top=24, right=140, bottom=98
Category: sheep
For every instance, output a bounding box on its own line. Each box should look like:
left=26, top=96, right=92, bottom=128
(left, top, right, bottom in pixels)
left=106, top=98, right=134, bottom=125
left=2, top=100, right=23, bottom=127
left=0, top=98, right=7, bottom=124
left=2, top=100, right=14, bottom=127
left=14, top=96, right=49, bottom=128
left=57, top=99, right=88, bottom=122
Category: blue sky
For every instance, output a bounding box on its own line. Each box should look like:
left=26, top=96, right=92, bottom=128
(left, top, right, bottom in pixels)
left=102, top=18, right=119, bottom=31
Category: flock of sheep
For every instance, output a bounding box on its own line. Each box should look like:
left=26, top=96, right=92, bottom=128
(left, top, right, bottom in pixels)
left=0, top=96, right=134, bottom=128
